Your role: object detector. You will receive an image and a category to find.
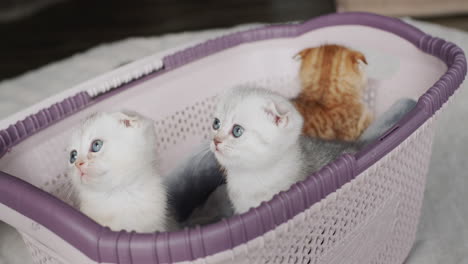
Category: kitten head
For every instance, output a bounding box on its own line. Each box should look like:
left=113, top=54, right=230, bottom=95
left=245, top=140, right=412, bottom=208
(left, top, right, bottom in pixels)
left=67, top=111, right=157, bottom=192
left=210, top=87, right=303, bottom=170
left=296, top=44, right=368, bottom=90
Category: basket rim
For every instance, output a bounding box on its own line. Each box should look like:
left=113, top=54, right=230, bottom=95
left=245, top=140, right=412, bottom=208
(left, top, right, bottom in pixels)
left=0, top=12, right=466, bottom=263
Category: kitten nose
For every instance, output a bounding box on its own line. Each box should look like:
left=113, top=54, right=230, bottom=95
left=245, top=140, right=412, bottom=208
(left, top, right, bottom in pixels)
left=213, top=138, right=222, bottom=146
left=76, top=160, right=85, bottom=168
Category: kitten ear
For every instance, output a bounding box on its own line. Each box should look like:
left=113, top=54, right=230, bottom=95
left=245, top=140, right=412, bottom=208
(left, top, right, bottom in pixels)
left=112, top=111, right=141, bottom=128
left=350, top=51, right=367, bottom=74
left=352, top=51, right=368, bottom=65
left=293, top=48, right=311, bottom=61
left=263, top=100, right=290, bottom=128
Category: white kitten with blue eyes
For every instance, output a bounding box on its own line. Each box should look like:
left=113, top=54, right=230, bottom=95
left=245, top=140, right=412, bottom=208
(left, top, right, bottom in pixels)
left=210, top=87, right=308, bottom=214
left=67, top=111, right=168, bottom=232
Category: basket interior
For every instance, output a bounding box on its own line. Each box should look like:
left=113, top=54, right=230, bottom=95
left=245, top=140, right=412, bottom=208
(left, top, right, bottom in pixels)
left=0, top=24, right=447, bottom=207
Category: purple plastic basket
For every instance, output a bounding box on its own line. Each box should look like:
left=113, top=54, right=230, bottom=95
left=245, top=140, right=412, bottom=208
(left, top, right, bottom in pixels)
left=0, top=12, right=465, bottom=264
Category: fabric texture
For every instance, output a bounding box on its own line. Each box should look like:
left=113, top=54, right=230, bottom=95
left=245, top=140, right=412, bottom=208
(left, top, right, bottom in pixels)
left=0, top=18, right=466, bottom=264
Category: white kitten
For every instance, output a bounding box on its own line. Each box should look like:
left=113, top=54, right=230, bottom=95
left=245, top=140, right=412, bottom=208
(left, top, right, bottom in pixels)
left=210, top=87, right=306, bottom=214
left=67, top=111, right=167, bottom=232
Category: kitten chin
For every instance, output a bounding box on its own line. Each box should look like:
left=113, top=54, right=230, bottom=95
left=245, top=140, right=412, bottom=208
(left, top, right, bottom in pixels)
left=67, top=111, right=168, bottom=232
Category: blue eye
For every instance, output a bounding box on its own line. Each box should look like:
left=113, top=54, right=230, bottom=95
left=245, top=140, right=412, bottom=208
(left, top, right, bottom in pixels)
left=213, top=118, right=221, bottom=130
left=232, top=125, right=244, bottom=138
left=69, top=150, right=78, bottom=164
left=91, top=139, right=103, bottom=152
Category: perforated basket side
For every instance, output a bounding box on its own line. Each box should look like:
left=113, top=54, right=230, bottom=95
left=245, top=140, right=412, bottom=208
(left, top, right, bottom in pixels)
left=168, top=101, right=436, bottom=264
left=21, top=234, right=66, bottom=264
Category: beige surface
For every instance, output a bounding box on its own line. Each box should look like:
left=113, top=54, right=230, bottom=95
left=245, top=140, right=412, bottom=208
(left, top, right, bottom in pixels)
left=336, top=0, right=468, bottom=17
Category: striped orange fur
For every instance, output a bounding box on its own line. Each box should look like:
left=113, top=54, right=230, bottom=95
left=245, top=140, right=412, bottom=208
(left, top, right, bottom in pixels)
left=292, top=44, right=373, bottom=141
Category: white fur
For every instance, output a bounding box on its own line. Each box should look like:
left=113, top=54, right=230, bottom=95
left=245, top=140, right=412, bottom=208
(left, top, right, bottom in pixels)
left=67, top=111, right=167, bottom=232
left=210, top=87, right=304, bottom=214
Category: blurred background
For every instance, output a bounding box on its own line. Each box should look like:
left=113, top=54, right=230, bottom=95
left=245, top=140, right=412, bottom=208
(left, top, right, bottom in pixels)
left=1, top=0, right=468, bottom=81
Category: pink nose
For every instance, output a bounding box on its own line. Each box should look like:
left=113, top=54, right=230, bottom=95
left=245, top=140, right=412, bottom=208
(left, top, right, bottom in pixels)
left=214, top=138, right=222, bottom=146
left=76, top=161, right=85, bottom=168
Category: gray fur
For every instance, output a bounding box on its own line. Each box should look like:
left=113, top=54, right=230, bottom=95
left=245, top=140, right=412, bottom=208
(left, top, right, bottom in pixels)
left=181, top=184, right=232, bottom=227
left=164, top=145, right=225, bottom=221
left=168, top=98, right=417, bottom=226
left=299, top=136, right=357, bottom=177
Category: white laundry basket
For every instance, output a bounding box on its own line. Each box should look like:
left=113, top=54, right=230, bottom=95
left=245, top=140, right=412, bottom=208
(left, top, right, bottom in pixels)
left=0, top=12, right=465, bottom=264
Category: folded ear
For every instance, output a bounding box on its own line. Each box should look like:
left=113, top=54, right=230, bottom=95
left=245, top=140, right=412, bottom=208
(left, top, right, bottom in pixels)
left=293, top=48, right=311, bottom=61
left=263, top=100, right=290, bottom=128
left=112, top=111, right=142, bottom=128
left=352, top=51, right=368, bottom=65
left=350, top=51, right=367, bottom=74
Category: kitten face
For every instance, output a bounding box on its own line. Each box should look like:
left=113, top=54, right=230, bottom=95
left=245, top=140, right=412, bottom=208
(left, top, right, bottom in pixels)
left=210, top=88, right=303, bottom=170
left=67, top=111, right=157, bottom=191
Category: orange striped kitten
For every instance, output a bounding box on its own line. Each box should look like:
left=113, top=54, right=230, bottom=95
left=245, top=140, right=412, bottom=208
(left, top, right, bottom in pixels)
left=292, top=44, right=373, bottom=141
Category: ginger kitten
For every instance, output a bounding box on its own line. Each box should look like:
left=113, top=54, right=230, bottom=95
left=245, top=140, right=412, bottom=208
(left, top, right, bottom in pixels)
left=292, top=44, right=373, bottom=141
